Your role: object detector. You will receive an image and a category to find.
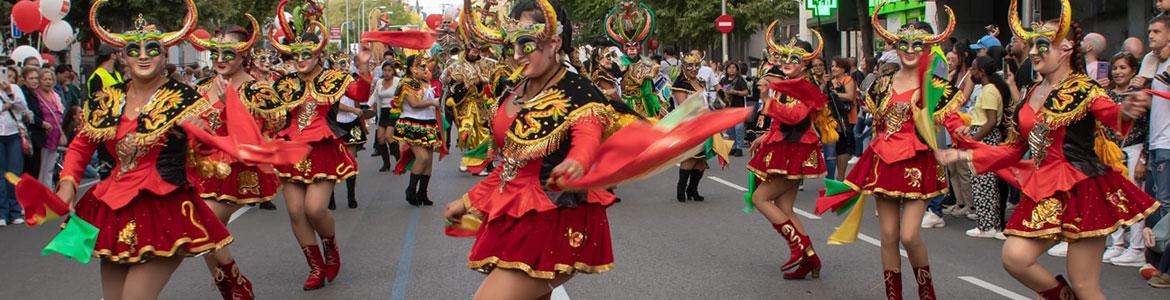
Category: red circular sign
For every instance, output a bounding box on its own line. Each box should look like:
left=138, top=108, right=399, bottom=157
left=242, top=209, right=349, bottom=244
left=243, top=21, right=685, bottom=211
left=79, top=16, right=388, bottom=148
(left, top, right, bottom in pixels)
left=715, top=15, right=734, bottom=33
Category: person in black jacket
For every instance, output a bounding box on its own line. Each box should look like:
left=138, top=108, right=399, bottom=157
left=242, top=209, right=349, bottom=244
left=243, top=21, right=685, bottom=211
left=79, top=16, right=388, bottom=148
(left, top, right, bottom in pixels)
left=17, top=67, right=46, bottom=180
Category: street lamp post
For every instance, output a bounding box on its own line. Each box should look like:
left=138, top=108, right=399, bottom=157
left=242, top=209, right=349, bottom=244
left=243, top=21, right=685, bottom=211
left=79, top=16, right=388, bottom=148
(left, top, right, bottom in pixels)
left=721, top=0, right=728, bottom=62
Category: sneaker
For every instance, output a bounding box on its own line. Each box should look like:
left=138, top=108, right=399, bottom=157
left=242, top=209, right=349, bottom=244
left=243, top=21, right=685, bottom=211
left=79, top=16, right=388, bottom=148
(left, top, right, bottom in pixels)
left=1140, top=264, right=1158, bottom=280
left=966, top=213, right=979, bottom=221
left=949, top=206, right=970, bottom=217
left=1149, top=273, right=1170, bottom=288
left=0, top=219, right=6, bottom=227
left=942, top=205, right=957, bottom=215
left=1047, top=242, right=1069, bottom=257
left=921, top=212, right=946, bottom=228
left=995, top=232, right=1007, bottom=240
left=459, top=165, right=468, bottom=172
left=966, top=228, right=998, bottom=238
left=848, top=157, right=859, bottom=164
left=1110, top=249, right=1146, bottom=267
left=10, top=218, right=23, bottom=225
left=477, top=170, right=490, bottom=176
left=1102, top=246, right=1126, bottom=262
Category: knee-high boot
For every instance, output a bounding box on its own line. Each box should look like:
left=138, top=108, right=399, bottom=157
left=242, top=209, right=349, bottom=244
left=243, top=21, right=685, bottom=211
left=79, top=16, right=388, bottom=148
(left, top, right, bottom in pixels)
left=417, top=175, right=433, bottom=206
left=884, top=270, right=902, bottom=300
left=676, top=169, right=689, bottom=202
left=346, top=177, right=358, bottom=208
left=405, top=174, right=420, bottom=206
left=913, top=265, right=936, bottom=300
left=686, top=169, right=705, bottom=201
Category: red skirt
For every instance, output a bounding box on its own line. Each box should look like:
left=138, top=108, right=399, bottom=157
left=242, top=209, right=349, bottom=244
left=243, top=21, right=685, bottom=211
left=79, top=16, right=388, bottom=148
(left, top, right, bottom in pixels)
left=276, top=138, right=358, bottom=184
left=844, top=147, right=947, bottom=200
left=195, top=163, right=281, bottom=204
left=1004, top=172, right=1161, bottom=241
left=748, top=141, right=825, bottom=180
left=72, top=187, right=233, bottom=264
left=467, top=203, right=614, bottom=280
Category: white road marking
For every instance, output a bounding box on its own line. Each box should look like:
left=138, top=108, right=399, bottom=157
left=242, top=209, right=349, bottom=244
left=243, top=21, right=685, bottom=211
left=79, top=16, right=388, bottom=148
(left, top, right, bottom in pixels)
left=958, top=276, right=1031, bottom=300
left=707, top=176, right=821, bottom=220
left=550, top=286, right=570, bottom=300
left=228, top=206, right=252, bottom=223
left=854, top=232, right=908, bottom=258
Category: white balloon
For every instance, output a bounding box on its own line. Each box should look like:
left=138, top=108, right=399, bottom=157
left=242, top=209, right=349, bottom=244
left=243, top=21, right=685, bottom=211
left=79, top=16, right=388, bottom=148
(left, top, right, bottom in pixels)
left=9, top=45, right=41, bottom=67
left=43, top=20, right=75, bottom=51
left=39, top=0, right=71, bottom=22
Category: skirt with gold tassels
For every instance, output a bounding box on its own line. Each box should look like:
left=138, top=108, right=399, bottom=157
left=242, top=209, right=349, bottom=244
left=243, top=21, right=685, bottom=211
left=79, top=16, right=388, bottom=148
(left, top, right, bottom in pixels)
left=193, top=162, right=281, bottom=204
left=748, top=141, right=826, bottom=180
left=275, top=138, right=358, bottom=184
left=467, top=203, right=614, bottom=280
left=844, top=148, right=948, bottom=200
left=1004, top=172, right=1160, bottom=241
left=71, top=187, right=233, bottom=264
left=393, top=117, right=441, bottom=148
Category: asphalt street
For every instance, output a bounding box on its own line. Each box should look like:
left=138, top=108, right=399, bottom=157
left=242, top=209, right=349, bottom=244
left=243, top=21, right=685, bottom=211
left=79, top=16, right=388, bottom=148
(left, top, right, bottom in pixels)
left=1, top=144, right=1168, bottom=299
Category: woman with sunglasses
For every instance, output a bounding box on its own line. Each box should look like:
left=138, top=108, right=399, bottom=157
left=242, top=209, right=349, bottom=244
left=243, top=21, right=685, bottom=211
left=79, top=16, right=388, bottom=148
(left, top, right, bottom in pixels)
left=266, top=1, right=364, bottom=290
left=936, top=1, right=1158, bottom=298
left=54, top=1, right=234, bottom=298
left=393, top=55, right=441, bottom=207
left=185, top=15, right=284, bottom=299
left=747, top=23, right=835, bottom=280
left=817, top=2, right=964, bottom=298
left=444, top=1, right=626, bottom=298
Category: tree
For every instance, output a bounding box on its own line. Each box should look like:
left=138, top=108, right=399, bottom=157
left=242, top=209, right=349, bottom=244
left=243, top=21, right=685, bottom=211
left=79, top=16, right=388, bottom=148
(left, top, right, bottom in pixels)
left=856, top=0, right=874, bottom=58
left=565, top=0, right=796, bottom=51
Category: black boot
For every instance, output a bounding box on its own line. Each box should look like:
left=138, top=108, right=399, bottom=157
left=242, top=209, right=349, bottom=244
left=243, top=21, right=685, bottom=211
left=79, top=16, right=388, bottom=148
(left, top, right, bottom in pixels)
left=417, top=175, right=434, bottom=206
left=405, top=174, right=421, bottom=206
left=676, top=169, right=689, bottom=202
left=687, top=169, right=705, bottom=201
left=371, top=141, right=385, bottom=157
left=379, top=148, right=393, bottom=172
left=328, top=192, right=336, bottom=210
left=346, top=177, right=358, bottom=208
left=258, top=201, right=277, bottom=210
left=388, top=142, right=401, bottom=160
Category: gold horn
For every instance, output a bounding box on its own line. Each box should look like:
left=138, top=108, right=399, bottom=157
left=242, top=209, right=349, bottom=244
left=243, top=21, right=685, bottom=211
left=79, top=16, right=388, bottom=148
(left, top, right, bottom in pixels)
left=923, top=4, right=955, bottom=44
left=802, top=28, right=824, bottom=61
left=764, top=21, right=783, bottom=54
left=871, top=0, right=897, bottom=42
left=160, top=0, right=199, bottom=47
left=1008, top=0, right=1029, bottom=39
left=1052, top=0, right=1072, bottom=44
left=309, top=21, right=329, bottom=54
left=536, top=0, right=558, bottom=41
left=88, top=0, right=126, bottom=47
left=234, top=14, right=261, bottom=53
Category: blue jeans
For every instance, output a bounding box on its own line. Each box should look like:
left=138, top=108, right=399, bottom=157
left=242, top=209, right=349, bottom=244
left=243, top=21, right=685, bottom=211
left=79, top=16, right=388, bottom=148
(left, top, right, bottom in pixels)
left=928, top=195, right=944, bottom=216
left=728, top=123, right=745, bottom=151
left=1145, top=149, right=1170, bottom=209
left=824, top=143, right=838, bottom=179
left=0, top=134, right=25, bottom=222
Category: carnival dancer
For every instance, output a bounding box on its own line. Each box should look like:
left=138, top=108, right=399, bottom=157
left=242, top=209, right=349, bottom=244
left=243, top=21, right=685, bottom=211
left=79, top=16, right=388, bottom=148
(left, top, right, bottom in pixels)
left=815, top=2, right=963, bottom=298
left=55, top=1, right=233, bottom=298
left=443, top=1, right=619, bottom=297
left=746, top=23, right=836, bottom=280
left=589, top=47, right=624, bottom=102
left=251, top=48, right=283, bottom=83
left=267, top=0, right=363, bottom=290
left=671, top=53, right=716, bottom=202
left=327, top=51, right=368, bottom=210
left=935, top=1, right=1159, bottom=298
left=186, top=14, right=284, bottom=299
left=606, top=1, right=664, bottom=120
left=448, top=10, right=498, bottom=176
left=394, top=55, right=442, bottom=206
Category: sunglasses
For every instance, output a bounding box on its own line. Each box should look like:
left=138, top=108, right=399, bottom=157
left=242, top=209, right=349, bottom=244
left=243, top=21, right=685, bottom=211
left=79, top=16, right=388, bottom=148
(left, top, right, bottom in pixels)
left=125, top=41, right=164, bottom=58
left=895, top=39, right=926, bottom=53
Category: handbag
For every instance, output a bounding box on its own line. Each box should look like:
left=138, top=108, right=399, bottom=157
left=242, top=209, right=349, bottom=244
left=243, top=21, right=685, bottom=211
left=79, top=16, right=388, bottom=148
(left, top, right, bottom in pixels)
left=1, top=91, right=32, bottom=155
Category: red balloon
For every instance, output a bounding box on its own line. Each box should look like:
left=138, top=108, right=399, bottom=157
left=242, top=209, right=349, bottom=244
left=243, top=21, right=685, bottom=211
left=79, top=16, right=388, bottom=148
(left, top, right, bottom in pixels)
left=425, top=14, right=443, bottom=31
left=41, top=53, right=55, bottom=65
left=190, top=29, right=211, bottom=51
left=12, top=0, right=44, bottom=33
left=38, top=17, right=50, bottom=32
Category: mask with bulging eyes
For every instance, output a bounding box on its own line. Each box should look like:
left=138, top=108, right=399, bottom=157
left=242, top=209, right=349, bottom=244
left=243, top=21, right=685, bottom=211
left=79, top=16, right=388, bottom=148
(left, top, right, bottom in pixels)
left=1007, top=0, right=1072, bottom=58
left=870, top=0, right=954, bottom=55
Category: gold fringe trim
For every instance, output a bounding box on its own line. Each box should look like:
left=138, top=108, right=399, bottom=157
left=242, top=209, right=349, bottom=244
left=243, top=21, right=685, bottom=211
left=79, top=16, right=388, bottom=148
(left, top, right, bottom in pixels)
left=468, top=256, right=615, bottom=280
left=134, top=96, right=213, bottom=146
left=1004, top=201, right=1161, bottom=241
left=95, top=235, right=234, bottom=264
left=748, top=165, right=826, bottom=181
left=277, top=170, right=358, bottom=184
left=309, top=70, right=353, bottom=105
left=199, top=192, right=279, bottom=205
left=502, top=102, right=613, bottom=162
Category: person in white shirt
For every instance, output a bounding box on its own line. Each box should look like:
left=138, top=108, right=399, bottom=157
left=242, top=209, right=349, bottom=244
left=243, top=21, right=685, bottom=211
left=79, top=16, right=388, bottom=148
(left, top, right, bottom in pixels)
left=0, top=76, right=29, bottom=226
left=372, top=63, right=402, bottom=172
left=393, top=55, right=442, bottom=206
left=690, top=49, right=718, bottom=106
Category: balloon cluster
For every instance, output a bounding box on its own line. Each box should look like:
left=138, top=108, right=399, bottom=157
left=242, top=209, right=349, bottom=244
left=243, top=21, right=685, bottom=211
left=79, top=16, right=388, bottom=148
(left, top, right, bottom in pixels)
left=9, top=0, right=74, bottom=52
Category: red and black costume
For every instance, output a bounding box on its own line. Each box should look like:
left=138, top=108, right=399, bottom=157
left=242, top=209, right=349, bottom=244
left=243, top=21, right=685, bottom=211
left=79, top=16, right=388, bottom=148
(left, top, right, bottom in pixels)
left=958, top=73, right=1159, bottom=239
left=193, top=79, right=284, bottom=204
left=62, top=80, right=231, bottom=263
left=461, top=69, right=619, bottom=279
left=272, top=70, right=359, bottom=183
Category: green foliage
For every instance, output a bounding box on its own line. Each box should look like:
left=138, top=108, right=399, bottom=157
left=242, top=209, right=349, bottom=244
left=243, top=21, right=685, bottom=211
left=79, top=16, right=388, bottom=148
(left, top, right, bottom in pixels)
left=565, top=0, right=797, bottom=49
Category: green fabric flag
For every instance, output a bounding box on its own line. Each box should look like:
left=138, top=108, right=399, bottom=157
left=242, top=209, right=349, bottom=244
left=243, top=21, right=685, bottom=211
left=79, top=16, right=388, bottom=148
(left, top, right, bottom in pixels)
left=640, top=80, right=662, bottom=118
left=823, top=179, right=861, bottom=216
left=464, top=142, right=490, bottom=159
left=743, top=172, right=757, bottom=214
left=42, top=212, right=98, bottom=264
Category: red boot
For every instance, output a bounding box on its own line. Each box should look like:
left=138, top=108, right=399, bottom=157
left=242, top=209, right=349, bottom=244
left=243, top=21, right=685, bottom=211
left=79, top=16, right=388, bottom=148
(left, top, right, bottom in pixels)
left=215, top=261, right=254, bottom=300
left=321, top=235, right=341, bottom=282
left=772, top=220, right=808, bottom=271
left=782, top=250, right=821, bottom=280
left=913, top=266, right=936, bottom=300
left=884, top=270, right=902, bottom=300
left=301, top=245, right=326, bottom=290
left=1038, top=275, right=1077, bottom=300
